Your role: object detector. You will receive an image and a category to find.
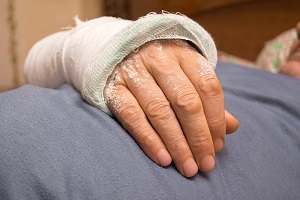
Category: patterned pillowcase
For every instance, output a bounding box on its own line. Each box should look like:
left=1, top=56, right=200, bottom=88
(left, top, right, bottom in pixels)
left=255, top=28, right=297, bottom=73
left=218, top=28, right=297, bottom=73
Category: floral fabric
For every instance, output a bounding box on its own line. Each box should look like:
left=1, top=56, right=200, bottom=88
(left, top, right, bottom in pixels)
left=218, top=28, right=297, bottom=73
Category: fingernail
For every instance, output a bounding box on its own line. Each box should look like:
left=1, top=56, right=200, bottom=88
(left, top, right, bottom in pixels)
left=182, top=158, right=198, bottom=177
left=156, top=149, right=172, bottom=167
left=214, top=138, right=224, bottom=153
left=199, top=155, right=215, bottom=172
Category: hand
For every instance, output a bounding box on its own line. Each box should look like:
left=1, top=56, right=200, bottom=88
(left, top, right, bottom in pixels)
left=104, top=39, right=239, bottom=177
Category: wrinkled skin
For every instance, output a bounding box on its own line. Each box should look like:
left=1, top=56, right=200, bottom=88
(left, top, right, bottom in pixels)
left=104, top=39, right=239, bottom=177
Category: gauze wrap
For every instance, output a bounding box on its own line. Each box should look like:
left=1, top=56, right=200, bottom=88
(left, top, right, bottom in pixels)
left=24, top=13, right=217, bottom=114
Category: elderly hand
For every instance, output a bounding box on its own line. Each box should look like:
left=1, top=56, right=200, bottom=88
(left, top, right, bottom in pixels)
left=104, top=39, right=239, bottom=177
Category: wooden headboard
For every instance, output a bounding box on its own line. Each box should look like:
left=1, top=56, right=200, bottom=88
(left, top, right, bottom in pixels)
left=122, top=0, right=300, bottom=61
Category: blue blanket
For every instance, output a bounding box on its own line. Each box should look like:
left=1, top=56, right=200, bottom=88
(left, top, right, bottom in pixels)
left=1, top=62, right=299, bottom=199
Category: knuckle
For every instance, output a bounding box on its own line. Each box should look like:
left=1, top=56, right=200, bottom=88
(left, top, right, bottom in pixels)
left=140, top=41, right=176, bottom=66
left=189, top=134, right=212, bottom=151
left=208, top=118, right=226, bottom=133
left=198, top=75, right=223, bottom=96
left=167, top=137, right=188, bottom=153
left=174, top=88, right=202, bottom=114
left=146, top=99, right=171, bottom=119
left=137, top=132, right=157, bottom=149
left=142, top=41, right=163, bottom=58
left=119, top=103, right=142, bottom=125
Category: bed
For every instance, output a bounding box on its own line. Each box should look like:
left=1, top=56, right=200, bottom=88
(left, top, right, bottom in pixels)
left=0, top=1, right=300, bottom=199
left=1, top=61, right=300, bottom=199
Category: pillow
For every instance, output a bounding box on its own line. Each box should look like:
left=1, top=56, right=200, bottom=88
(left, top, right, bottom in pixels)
left=0, top=61, right=299, bottom=199
left=218, top=28, right=297, bottom=74
left=255, top=28, right=297, bottom=72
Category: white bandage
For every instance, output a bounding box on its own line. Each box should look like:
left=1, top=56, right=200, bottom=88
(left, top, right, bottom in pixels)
left=24, top=13, right=217, bottom=114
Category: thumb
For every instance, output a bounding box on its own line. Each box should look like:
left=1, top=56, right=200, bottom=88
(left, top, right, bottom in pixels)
left=225, top=110, right=239, bottom=134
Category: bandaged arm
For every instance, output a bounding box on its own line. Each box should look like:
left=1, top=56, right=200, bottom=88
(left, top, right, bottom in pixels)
left=24, top=13, right=217, bottom=114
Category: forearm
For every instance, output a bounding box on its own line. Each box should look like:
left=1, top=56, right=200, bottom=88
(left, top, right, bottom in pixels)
left=24, top=13, right=217, bottom=114
left=24, top=31, right=68, bottom=88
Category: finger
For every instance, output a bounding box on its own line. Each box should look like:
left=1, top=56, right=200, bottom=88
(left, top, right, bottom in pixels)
left=225, top=110, right=239, bottom=134
left=117, top=53, right=199, bottom=177
left=177, top=44, right=226, bottom=153
left=104, top=74, right=172, bottom=167
left=141, top=41, right=215, bottom=173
